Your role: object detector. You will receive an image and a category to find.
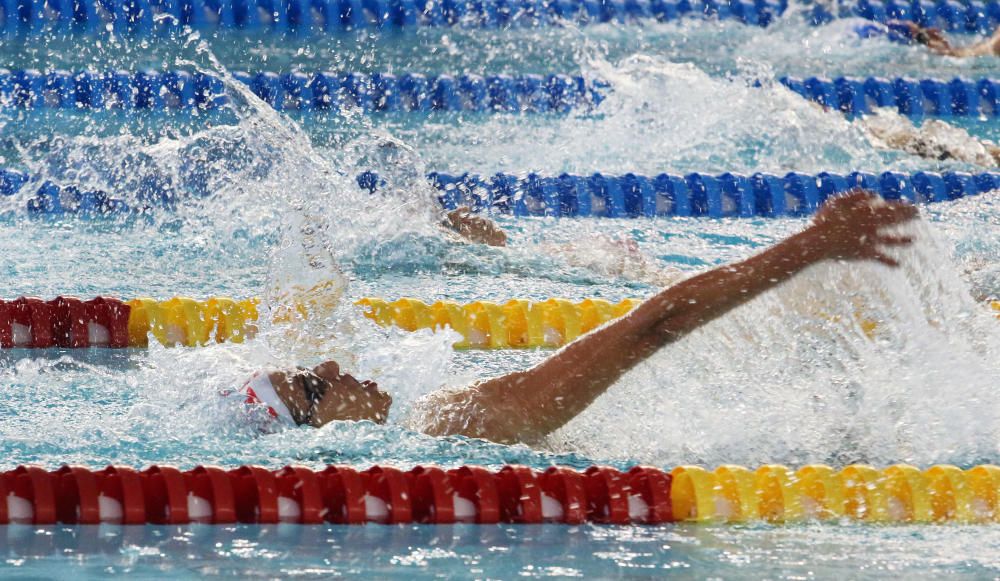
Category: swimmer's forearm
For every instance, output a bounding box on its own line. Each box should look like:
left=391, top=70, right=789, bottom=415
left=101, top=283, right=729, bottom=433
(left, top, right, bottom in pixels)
left=927, top=39, right=993, bottom=57
left=539, top=227, right=827, bottom=386
left=639, top=227, right=827, bottom=340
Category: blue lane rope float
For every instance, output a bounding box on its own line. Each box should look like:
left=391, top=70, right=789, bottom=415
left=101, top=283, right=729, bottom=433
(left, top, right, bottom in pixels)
left=3, top=168, right=998, bottom=218
left=780, top=76, right=1000, bottom=118
left=5, top=70, right=1000, bottom=121
left=2, top=0, right=1000, bottom=36
left=0, top=69, right=603, bottom=113
left=822, top=0, right=1000, bottom=34
left=0, top=0, right=785, bottom=35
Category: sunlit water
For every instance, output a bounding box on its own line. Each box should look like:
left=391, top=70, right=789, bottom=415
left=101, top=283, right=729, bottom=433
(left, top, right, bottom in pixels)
left=3, top=4, right=1000, bottom=577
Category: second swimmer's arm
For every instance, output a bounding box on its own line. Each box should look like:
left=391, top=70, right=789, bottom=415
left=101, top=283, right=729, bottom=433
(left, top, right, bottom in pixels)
left=907, top=21, right=996, bottom=56
left=420, top=192, right=917, bottom=444
left=444, top=207, right=507, bottom=247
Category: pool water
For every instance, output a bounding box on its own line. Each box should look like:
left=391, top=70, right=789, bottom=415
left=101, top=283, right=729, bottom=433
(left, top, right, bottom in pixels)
left=3, top=3, right=1000, bottom=578
left=6, top=522, right=1000, bottom=578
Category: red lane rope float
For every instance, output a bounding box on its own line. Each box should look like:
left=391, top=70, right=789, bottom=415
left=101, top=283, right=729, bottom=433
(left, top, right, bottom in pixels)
left=3, top=463, right=999, bottom=525
left=0, top=464, right=677, bottom=526
left=0, top=297, right=131, bottom=348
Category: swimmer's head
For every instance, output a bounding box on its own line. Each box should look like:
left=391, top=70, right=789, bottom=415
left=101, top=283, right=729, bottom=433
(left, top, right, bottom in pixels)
left=274, top=361, right=392, bottom=426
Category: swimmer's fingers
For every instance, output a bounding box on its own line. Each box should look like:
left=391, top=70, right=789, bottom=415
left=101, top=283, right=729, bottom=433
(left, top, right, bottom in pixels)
left=876, top=234, right=914, bottom=247
left=925, top=28, right=947, bottom=42
left=874, top=252, right=901, bottom=268
left=890, top=19, right=921, bottom=34
left=862, top=247, right=902, bottom=268
left=838, top=188, right=877, bottom=203
left=817, top=189, right=874, bottom=215
left=873, top=202, right=919, bottom=224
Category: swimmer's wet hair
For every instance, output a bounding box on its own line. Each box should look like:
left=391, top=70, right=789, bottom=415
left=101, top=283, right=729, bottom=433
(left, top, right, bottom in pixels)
left=284, top=369, right=332, bottom=426
left=295, top=368, right=330, bottom=405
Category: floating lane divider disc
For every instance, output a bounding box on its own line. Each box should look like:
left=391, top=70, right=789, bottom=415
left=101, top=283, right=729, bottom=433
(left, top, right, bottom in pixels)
left=6, top=70, right=1000, bottom=121
left=838, top=0, right=1000, bottom=34
left=1, top=296, right=998, bottom=349
left=781, top=75, right=1000, bottom=119
left=0, top=297, right=258, bottom=348
left=2, top=463, right=1000, bottom=525
left=4, top=168, right=1000, bottom=218
left=3, top=0, right=1000, bottom=36
left=0, top=70, right=603, bottom=113
left=0, top=0, right=785, bottom=36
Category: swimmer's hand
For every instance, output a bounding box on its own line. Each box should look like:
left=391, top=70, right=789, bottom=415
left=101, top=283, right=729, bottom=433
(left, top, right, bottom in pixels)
left=445, top=207, right=508, bottom=247
left=890, top=19, right=958, bottom=54
left=808, top=190, right=918, bottom=267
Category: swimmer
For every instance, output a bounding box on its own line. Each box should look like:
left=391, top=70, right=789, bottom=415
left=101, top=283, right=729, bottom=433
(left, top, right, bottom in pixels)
left=240, top=190, right=917, bottom=444
left=860, top=107, right=1000, bottom=167
left=367, top=136, right=507, bottom=247
left=892, top=19, right=1000, bottom=57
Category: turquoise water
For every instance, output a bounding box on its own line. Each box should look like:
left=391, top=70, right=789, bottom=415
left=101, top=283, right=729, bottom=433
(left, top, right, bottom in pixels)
left=4, top=4, right=1000, bottom=578
left=5, top=523, right=1000, bottom=578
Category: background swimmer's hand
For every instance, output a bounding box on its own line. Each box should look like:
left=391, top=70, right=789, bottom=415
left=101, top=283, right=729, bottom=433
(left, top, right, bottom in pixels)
left=889, top=20, right=942, bottom=45
left=445, top=207, right=508, bottom=247
left=808, top=190, right=918, bottom=267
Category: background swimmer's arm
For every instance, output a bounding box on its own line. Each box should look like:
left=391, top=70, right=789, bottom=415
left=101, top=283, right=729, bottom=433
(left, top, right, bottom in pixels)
left=905, top=21, right=996, bottom=56
left=420, top=191, right=917, bottom=444
left=444, top=207, right=507, bottom=246
left=952, top=25, right=1000, bottom=56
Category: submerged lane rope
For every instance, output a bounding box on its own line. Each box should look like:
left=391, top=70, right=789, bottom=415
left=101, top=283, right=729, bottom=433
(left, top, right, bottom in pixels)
left=4, top=167, right=999, bottom=218
left=1, top=296, right=997, bottom=349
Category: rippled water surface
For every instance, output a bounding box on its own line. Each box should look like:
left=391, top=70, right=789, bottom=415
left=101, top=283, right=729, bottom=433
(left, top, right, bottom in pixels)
left=5, top=523, right=1000, bottom=579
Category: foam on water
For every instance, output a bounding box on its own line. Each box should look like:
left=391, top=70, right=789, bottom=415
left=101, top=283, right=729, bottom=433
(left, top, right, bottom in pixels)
left=398, top=53, right=987, bottom=175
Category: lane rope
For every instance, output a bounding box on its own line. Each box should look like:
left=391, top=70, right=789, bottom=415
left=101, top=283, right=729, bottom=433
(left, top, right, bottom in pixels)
left=1, top=296, right=997, bottom=349
left=0, top=69, right=603, bottom=112
left=1, top=463, right=999, bottom=525
left=0, top=0, right=784, bottom=35
left=781, top=75, right=1000, bottom=118
left=3, top=167, right=999, bottom=218
left=6, top=70, right=1000, bottom=123
left=3, top=0, right=1000, bottom=36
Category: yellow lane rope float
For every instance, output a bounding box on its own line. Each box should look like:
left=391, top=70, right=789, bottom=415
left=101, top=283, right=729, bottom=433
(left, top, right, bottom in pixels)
left=1, top=297, right=998, bottom=349
left=670, top=463, right=1000, bottom=523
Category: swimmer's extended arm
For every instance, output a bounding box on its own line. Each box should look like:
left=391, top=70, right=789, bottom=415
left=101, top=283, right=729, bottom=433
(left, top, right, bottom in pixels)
left=895, top=20, right=1000, bottom=56
left=421, top=191, right=918, bottom=444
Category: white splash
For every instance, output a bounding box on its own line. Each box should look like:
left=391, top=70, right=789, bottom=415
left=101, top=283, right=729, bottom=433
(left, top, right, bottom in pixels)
left=550, top=210, right=1000, bottom=467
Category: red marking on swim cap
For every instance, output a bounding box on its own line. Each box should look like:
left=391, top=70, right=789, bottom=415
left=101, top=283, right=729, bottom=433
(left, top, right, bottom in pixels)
left=244, top=386, right=279, bottom=419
